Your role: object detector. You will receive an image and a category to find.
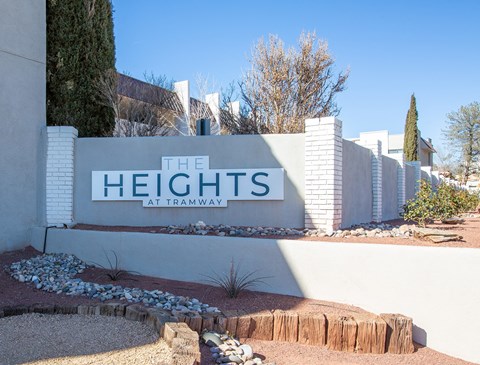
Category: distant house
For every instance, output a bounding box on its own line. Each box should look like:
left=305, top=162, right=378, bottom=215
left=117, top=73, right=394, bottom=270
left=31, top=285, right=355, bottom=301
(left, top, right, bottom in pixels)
left=351, top=130, right=436, bottom=167
left=114, top=73, right=220, bottom=136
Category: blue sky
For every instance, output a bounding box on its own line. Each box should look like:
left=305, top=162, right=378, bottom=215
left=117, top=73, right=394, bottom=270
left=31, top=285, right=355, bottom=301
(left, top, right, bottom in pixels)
left=112, top=0, right=479, bottom=150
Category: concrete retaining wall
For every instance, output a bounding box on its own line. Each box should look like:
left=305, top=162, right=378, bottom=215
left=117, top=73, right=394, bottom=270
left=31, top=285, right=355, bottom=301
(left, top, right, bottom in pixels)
left=31, top=228, right=480, bottom=364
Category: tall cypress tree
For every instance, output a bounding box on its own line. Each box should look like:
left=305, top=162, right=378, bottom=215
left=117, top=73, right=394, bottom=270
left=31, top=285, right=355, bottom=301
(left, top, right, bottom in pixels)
left=403, top=94, right=419, bottom=161
left=47, top=0, right=116, bottom=137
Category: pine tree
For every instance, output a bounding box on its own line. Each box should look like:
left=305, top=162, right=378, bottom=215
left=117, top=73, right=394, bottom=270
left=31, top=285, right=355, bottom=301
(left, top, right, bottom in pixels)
left=403, top=94, right=419, bottom=161
left=46, top=0, right=116, bottom=137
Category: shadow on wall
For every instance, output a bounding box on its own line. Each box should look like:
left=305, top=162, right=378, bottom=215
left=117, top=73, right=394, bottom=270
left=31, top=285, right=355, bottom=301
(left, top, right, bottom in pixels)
left=66, top=132, right=311, bottom=302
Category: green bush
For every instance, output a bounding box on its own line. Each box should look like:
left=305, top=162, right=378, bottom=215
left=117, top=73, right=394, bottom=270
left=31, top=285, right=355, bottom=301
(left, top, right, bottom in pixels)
left=403, top=180, right=436, bottom=227
left=434, top=182, right=460, bottom=220
left=455, top=189, right=479, bottom=212
left=403, top=180, right=479, bottom=227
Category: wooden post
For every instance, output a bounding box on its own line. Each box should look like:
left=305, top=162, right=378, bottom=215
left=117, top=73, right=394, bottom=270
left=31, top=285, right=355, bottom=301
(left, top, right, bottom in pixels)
left=249, top=311, right=274, bottom=340
left=273, top=310, right=299, bottom=343
left=222, top=310, right=239, bottom=337
left=298, top=312, right=327, bottom=346
left=355, top=315, right=387, bottom=354
left=326, top=315, right=357, bottom=352
left=380, top=313, right=415, bottom=354
left=236, top=310, right=252, bottom=339
left=201, top=313, right=216, bottom=332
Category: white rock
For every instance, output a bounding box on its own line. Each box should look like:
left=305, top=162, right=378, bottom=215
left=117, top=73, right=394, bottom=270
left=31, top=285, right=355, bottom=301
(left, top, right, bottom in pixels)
left=239, top=344, right=253, bottom=359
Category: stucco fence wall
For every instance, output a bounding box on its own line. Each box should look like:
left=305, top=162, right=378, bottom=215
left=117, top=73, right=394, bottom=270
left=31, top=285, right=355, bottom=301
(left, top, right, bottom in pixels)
left=46, top=118, right=434, bottom=232
left=382, top=156, right=399, bottom=221
left=74, top=134, right=305, bottom=228
left=31, top=228, right=480, bottom=364
left=0, top=0, right=46, bottom=253
left=341, top=140, right=373, bottom=227
left=405, top=164, right=416, bottom=201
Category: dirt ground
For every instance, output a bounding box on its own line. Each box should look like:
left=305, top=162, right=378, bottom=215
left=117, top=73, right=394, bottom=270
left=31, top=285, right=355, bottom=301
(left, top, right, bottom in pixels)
left=298, top=216, right=480, bottom=248
left=0, top=243, right=477, bottom=365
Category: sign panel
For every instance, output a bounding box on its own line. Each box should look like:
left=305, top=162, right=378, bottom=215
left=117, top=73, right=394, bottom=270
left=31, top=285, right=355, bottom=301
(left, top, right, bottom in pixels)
left=92, top=156, right=284, bottom=208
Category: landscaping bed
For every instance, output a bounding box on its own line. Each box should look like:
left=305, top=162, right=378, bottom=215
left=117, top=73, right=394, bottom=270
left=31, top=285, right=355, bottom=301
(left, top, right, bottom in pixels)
left=0, top=247, right=476, bottom=365
left=73, top=214, right=480, bottom=248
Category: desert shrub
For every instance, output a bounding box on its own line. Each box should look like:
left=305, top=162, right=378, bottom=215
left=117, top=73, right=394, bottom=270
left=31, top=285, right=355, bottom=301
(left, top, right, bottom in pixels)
left=403, top=180, right=436, bottom=227
left=455, top=189, right=479, bottom=212
left=404, top=180, right=479, bottom=226
left=203, top=259, right=270, bottom=298
left=434, top=182, right=460, bottom=220
left=91, top=250, right=139, bottom=281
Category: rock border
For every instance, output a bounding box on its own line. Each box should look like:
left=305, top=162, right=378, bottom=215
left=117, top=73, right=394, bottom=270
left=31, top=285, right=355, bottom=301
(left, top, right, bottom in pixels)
left=74, top=220, right=415, bottom=239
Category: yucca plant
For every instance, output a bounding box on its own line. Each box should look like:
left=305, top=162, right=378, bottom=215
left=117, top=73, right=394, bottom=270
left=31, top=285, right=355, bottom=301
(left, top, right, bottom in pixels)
left=203, top=258, right=270, bottom=298
left=91, top=250, right=139, bottom=281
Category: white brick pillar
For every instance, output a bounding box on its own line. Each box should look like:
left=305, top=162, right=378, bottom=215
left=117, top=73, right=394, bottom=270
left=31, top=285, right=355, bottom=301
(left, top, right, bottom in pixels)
left=359, top=140, right=383, bottom=223
left=206, top=92, right=221, bottom=135
left=304, top=117, right=343, bottom=232
left=388, top=152, right=406, bottom=215
left=228, top=101, right=240, bottom=118
left=173, top=80, right=191, bottom=136
left=46, top=126, right=77, bottom=227
left=406, top=161, right=421, bottom=193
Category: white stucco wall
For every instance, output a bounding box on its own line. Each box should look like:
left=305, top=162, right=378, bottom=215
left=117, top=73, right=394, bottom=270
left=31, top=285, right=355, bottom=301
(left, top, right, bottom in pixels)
left=32, top=228, right=480, bottom=364
left=0, top=0, right=46, bottom=252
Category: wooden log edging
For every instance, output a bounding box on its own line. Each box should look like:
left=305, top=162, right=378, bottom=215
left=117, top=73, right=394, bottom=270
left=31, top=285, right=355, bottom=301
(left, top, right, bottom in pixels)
left=0, top=304, right=200, bottom=365
left=187, top=309, right=414, bottom=355
left=0, top=304, right=415, bottom=357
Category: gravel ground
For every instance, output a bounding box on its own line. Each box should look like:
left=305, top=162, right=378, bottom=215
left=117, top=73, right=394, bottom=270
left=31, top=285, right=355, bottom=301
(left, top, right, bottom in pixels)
left=239, top=339, right=476, bottom=365
left=0, top=313, right=174, bottom=365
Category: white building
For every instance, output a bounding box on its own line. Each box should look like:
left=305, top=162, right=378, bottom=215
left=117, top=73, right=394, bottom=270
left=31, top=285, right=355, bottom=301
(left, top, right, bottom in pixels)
left=351, top=130, right=435, bottom=167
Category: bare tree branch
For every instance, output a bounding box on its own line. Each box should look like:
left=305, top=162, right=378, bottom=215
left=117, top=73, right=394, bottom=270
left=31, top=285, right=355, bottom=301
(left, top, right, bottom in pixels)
left=97, top=70, right=179, bottom=137
left=229, top=31, right=349, bottom=134
left=442, top=101, right=480, bottom=183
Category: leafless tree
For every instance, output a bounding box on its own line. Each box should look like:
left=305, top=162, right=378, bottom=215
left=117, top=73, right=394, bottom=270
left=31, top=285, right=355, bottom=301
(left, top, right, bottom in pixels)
left=433, top=145, right=461, bottom=178
left=97, top=70, right=179, bottom=137
left=97, top=70, right=221, bottom=137
left=443, top=101, right=480, bottom=183
left=143, top=71, right=175, bottom=91
left=236, top=32, right=349, bottom=134
left=220, top=82, right=268, bottom=134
